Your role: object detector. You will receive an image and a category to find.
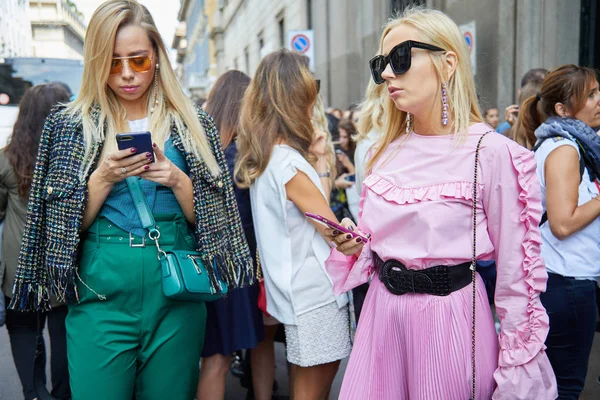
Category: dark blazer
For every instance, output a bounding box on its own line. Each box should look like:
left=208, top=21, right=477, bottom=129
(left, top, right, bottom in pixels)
left=11, top=106, right=253, bottom=311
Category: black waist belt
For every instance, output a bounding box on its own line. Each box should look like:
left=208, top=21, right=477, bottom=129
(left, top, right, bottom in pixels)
left=374, top=253, right=473, bottom=296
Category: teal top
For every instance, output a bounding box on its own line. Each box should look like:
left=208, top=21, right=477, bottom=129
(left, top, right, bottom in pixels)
left=99, top=137, right=189, bottom=237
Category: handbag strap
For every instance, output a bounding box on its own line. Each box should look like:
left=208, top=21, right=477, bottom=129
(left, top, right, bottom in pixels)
left=469, top=131, right=491, bottom=399
left=125, top=177, right=164, bottom=255
left=126, top=177, right=156, bottom=230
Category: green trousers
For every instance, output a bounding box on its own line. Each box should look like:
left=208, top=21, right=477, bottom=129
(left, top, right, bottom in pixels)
left=66, top=215, right=206, bottom=400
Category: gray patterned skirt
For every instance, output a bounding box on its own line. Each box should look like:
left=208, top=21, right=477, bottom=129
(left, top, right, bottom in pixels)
left=284, top=302, right=352, bottom=367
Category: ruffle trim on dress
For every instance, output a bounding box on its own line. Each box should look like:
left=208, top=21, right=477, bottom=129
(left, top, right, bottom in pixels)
left=497, top=147, right=549, bottom=368
left=363, top=173, right=484, bottom=205
left=325, top=240, right=374, bottom=296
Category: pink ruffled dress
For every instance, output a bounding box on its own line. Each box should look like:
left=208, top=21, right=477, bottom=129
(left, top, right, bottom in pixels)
left=326, top=123, right=557, bottom=400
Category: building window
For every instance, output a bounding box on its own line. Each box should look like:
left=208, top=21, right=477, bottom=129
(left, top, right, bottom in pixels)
left=244, top=46, right=250, bottom=74
left=278, top=12, right=285, bottom=48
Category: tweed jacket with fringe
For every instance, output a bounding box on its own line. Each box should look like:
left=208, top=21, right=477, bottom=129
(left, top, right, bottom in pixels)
left=10, top=106, right=254, bottom=311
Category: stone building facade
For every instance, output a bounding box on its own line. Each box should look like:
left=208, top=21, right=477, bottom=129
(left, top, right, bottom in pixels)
left=173, top=0, right=218, bottom=101
left=182, top=0, right=598, bottom=114
left=0, top=0, right=33, bottom=58
left=28, top=0, right=86, bottom=60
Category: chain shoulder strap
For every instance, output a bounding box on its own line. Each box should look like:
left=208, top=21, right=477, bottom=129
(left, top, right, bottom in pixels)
left=255, top=251, right=262, bottom=280
left=469, top=131, right=491, bottom=400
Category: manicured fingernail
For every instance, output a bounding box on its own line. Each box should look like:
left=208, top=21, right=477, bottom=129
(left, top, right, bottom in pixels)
left=356, top=237, right=362, bottom=243
left=144, top=165, right=150, bottom=170
left=145, top=152, right=152, bottom=157
left=367, top=233, right=372, bottom=238
left=152, top=143, right=157, bottom=148
left=130, top=148, right=137, bottom=153
left=346, top=234, right=352, bottom=239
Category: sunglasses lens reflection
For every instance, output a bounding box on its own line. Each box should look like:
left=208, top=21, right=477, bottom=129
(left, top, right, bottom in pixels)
left=129, top=56, right=152, bottom=73
left=109, top=56, right=153, bottom=75
left=370, top=57, right=386, bottom=84
left=390, top=43, right=410, bottom=74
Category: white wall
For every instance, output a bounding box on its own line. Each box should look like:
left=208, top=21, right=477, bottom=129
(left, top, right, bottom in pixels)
left=216, top=0, right=308, bottom=75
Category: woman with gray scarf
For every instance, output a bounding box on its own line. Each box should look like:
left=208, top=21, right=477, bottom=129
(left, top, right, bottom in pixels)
left=516, top=64, right=600, bottom=399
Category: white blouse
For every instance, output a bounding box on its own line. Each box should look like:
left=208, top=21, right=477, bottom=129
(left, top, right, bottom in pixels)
left=250, top=145, right=348, bottom=325
left=535, top=137, right=600, bottom=282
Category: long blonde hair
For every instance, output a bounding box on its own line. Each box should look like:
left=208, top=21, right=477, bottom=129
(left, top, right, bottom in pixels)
left=235, top=49, right=319, bottom=188
left=312, top=95, right=337, bottom=183
left=67, top=0, right=219, bottom=177
left=367, top=6, right=483, bottom=171
left=355, top=79, right=385, bottom=141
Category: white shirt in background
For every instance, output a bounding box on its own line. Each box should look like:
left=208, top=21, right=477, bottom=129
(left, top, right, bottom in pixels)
left=535, top=138, right=600, bottom=282
left=250, top=145, right=348, bottom=325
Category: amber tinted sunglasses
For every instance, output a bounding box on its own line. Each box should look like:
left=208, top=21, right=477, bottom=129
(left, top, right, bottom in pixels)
left=110, top=55, right=153, bottom=75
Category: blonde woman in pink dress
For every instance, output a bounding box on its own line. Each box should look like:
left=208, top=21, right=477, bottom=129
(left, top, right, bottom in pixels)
left=326, top=7, right=557, bottom=400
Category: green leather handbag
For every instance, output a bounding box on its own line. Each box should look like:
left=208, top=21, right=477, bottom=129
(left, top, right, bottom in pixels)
left=126, top=177, right=227, bottom=302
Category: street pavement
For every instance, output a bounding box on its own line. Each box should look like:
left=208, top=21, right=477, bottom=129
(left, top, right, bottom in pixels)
left=1, top=325, right=598, bottom=399
left=0, top=325, right=345, bottom=399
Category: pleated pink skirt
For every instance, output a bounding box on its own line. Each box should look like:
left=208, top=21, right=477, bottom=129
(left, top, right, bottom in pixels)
left=339, top=274, right=498, bottom=400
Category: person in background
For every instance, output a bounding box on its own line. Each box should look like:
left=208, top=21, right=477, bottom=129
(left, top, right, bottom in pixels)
left=508, top=81, right=547, bottom=148
left=326, top=112, right=340, bottom=142
left=236, top=49, right=351, bottom=400
left=343, top=104, right=359, bottom=122
left=197, top=70, right=264, bottom=400
left=483, top=106, right=499, bottom=130
left=330, top=108, right=343, bottom=120
left=354, top=80, right=384, bottom=195
left=327, top=7, right=556, bottom=399
left=1, top=83, right=71, bottom=400
left=331, top=118, right=357, bottom=221
left=515, top=64, right=600, bottom=399
left=497, top=68, right=548, bottom=134
left=9, top=1, right=254, bottom=399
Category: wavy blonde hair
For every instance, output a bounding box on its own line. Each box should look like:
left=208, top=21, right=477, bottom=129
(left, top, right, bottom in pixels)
left=312, top=95, right=337, bottom=183
left=67, top=0, right=219, bottom=177
left=355, top=79, right=385, bottom=141
left=235, top=49, right=319, bottom=188
left=367, top=6, right=483, bottom=171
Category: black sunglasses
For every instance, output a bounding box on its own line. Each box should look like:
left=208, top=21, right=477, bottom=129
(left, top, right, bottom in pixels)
left=369, top=40, right=445, bottom=84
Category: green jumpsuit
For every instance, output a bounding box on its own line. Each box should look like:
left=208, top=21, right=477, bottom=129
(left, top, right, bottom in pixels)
left=66, top=215, right=206, bottom=399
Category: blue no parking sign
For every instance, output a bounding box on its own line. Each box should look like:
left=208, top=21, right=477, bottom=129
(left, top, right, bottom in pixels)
left=459, top=21, right=477, bottom=75
left=292, top=34, right=310, bottom=53
left=288, top=30, right=315, bottom=71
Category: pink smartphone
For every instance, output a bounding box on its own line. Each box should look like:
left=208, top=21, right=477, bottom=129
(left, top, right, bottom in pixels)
left=305, top=212, right=369, bottom=242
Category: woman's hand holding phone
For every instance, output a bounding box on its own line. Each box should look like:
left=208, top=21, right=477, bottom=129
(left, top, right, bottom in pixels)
left=305, top=212, right=368, bottom=257
left=93, top=147, right=153, bottom=186
left=138, top=143, right=187, bottom=188
left=331, top=217, right=367, bottom=257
